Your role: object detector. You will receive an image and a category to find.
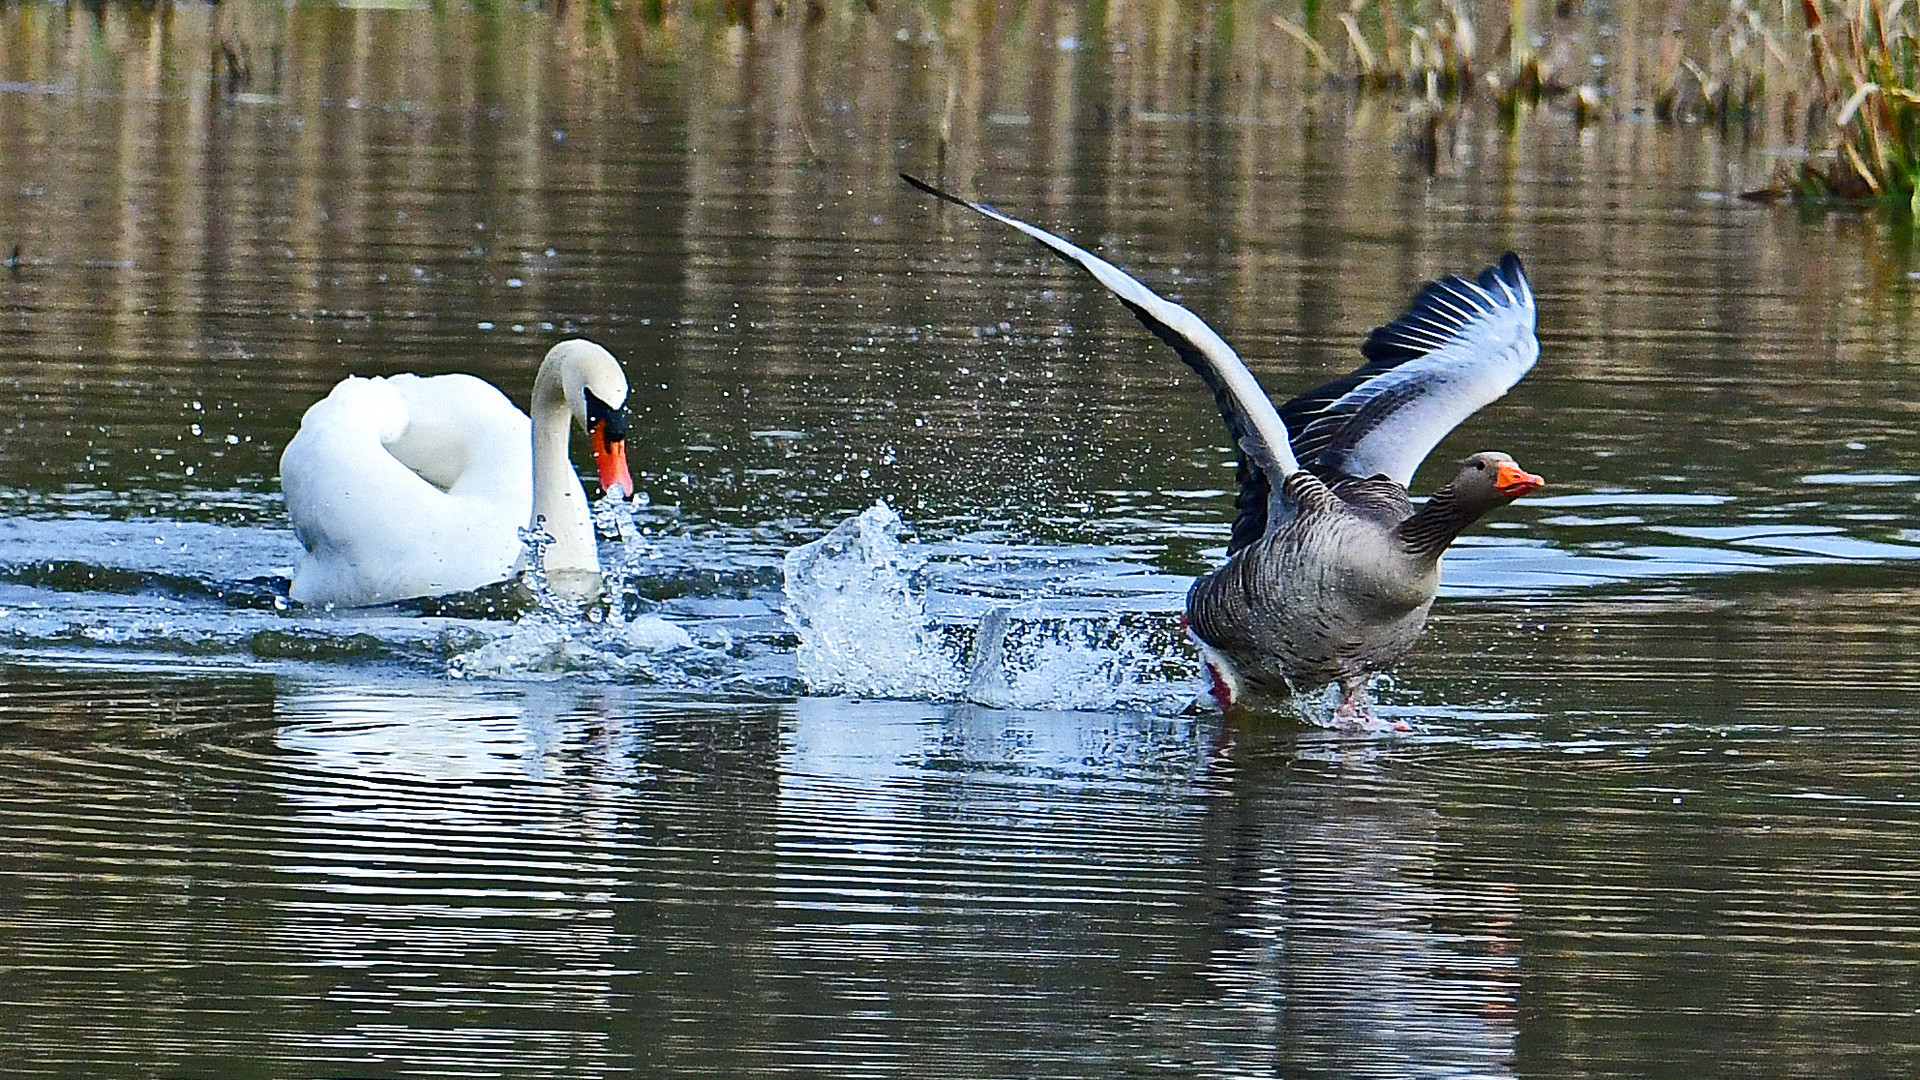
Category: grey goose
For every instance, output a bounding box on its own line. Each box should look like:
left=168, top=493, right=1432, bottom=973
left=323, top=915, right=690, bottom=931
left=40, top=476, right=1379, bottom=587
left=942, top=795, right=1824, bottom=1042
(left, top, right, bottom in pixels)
left=905, top=175, right=1542, bottom=718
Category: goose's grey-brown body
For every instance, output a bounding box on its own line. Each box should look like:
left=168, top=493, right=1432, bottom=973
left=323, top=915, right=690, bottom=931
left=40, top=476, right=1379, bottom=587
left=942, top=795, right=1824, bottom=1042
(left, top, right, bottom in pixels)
left=904, top=175, right=1543, bottom=715
left=1187, top=454, right=1540, bottom=712
left=1189, top=473, right=1435, bottom=708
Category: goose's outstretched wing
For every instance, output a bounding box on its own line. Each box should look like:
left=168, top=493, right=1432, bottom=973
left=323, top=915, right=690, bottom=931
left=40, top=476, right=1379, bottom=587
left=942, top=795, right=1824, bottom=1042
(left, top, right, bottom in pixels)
left=1279, top=254, right=1537, bottom=487
left=903, top=174, right=1300, bottom=482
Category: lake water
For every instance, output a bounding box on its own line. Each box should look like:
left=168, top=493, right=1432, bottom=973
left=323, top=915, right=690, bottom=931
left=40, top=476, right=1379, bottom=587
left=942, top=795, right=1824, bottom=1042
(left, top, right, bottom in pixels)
left=5, top=3, right=1920, bottom=1077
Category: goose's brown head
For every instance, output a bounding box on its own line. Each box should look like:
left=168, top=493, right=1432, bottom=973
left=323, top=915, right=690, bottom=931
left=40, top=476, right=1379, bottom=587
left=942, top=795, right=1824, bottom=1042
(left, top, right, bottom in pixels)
left=1454, top=451, right=1543, bottom=511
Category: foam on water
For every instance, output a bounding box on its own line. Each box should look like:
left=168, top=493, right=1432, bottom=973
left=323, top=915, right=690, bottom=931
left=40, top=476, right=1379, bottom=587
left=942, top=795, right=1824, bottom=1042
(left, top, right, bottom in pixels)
left=0, top=501, right=799, bottom=691
left=444, top=493, right=789, bottom=689
left=446, top=611, right=696, bottom=680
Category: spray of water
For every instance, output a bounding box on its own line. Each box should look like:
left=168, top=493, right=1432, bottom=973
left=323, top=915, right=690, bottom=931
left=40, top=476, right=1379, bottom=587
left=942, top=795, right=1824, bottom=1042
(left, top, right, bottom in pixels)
left=781, top=502, right=968, bottom=700
left=449, top=492, right=695, bottom=680
left=783, top=502, right=1202, bottom=713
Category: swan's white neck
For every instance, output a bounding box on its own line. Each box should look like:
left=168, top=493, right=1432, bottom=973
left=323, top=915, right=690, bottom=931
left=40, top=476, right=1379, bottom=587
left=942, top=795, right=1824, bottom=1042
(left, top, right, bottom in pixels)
left=529, top=355, right=601, bottom=599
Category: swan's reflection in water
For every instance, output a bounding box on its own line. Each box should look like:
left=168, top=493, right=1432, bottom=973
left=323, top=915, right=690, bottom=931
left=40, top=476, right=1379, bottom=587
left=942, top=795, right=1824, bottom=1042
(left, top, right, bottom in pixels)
left=268, top=680, right=668, bottom=1073
left=267, top=683, right=1517, bottom=1075
left=277, top=679, right=654, bottom=787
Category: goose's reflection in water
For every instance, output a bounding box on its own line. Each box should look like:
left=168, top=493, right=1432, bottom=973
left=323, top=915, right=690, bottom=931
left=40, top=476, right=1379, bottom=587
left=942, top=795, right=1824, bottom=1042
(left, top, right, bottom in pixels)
left=1184, top=727, right=1520, bottom=1078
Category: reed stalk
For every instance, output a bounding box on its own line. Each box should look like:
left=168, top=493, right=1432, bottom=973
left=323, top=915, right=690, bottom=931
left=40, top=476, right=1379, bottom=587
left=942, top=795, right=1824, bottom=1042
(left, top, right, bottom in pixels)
left=1782, top=0, right=1920, bottom=211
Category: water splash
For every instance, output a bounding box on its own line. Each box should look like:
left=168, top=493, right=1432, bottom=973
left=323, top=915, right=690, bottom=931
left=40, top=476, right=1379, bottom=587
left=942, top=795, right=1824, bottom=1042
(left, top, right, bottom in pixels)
left=782, top=502, right=967, bottom=700
left=448, top=492, right=707, bottom=681
left=964, top=604, right=1201, bottom=714
left=783, top=502, right=1201, bottom=713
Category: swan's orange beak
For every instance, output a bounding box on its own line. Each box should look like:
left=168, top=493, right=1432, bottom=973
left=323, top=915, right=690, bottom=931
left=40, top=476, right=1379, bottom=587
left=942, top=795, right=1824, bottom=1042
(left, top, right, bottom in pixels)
left=1494, top=461, right=1544, bottom=498
left=591, top=420, right=633, bottom=500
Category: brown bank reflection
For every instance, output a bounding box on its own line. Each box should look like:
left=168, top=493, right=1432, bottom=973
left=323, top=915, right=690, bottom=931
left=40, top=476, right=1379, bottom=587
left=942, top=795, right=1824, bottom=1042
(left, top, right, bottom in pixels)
left=0, top=664, right=294, bottom=1075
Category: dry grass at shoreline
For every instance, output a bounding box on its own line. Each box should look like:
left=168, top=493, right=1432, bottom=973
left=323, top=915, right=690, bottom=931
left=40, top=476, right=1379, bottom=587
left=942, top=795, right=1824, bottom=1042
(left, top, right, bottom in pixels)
left=1781, top=0, right=1920, bottom=210
left=1333, top=0, right=1920, bottom=212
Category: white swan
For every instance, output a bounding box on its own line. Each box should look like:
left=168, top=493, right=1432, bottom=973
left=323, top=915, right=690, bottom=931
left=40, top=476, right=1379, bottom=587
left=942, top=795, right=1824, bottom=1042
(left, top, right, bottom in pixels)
left=280, top=338, right=635, bottom=607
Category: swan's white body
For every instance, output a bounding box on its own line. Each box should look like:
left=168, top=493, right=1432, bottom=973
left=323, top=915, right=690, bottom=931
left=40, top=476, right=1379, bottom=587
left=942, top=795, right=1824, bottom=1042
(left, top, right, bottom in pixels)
left=281, top=339, right=632, bottom=607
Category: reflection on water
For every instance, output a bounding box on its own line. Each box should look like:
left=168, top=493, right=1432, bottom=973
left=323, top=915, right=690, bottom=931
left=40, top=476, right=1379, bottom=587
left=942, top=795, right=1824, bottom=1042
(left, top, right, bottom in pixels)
left=12, top=645, right=1920, bottom=1077
left=4, top=1, right=1920, bottom=1077
left=1187, top=742, right=1521, bottom=1080
left=6, top=668, right=1528, bottom=1077
left=10, top=566, right=1920, bottom=1076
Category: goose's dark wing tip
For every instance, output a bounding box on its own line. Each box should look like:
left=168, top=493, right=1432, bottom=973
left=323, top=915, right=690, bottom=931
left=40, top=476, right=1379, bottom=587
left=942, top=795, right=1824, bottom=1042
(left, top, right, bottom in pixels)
left=902, top=173, right=973, bottom=211
left=1228, top=457, right=1273, bottom=556
left=1286, top=252, right=1538, bottom=482
left=1488, top=251, right=1528, bottom=292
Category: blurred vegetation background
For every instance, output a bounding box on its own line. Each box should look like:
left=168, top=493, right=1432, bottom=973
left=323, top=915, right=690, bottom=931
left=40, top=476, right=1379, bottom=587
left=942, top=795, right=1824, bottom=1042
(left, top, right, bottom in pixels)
left=5, top=2, right=1917, bottom=209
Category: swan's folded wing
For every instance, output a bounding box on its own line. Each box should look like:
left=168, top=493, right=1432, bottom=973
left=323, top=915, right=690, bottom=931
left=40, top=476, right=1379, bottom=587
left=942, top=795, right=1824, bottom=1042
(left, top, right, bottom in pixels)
left=1280, top=253, right=1537, bottom=487
left=279, top=375, right=531, bottom=605
left=903, top=174, right=1300, bottom=483
left=280, top=381, right=461, bottom=583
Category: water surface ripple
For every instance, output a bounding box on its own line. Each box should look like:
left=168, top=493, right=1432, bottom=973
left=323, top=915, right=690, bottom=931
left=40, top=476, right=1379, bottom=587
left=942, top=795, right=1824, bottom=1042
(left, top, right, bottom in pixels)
left=4, top=3, right=1920, bottom=1078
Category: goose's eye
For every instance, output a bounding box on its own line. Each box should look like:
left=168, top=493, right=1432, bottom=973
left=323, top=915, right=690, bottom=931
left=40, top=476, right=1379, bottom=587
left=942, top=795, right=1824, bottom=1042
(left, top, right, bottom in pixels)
left=1474, top=459, right=1487, bottom=471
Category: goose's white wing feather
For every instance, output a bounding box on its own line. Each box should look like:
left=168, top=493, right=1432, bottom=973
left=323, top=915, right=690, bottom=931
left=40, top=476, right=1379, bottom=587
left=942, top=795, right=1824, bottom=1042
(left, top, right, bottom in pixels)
left=1288, top=254, right=1537, bottom=487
